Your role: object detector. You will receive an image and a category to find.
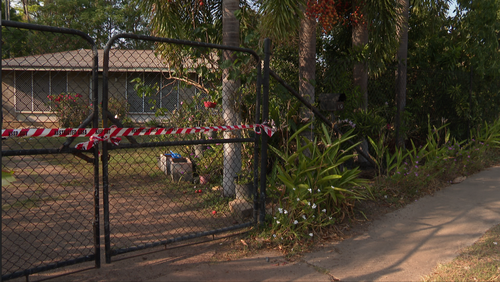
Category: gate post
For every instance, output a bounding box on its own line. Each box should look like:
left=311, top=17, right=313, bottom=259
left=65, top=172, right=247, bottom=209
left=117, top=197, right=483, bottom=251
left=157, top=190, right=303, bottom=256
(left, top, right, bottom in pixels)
left=259, top=38, right=271, bottom=224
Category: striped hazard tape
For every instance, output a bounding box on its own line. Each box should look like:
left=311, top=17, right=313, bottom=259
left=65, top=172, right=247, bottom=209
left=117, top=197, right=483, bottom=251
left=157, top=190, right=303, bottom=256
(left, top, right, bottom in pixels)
left=2, top=123, right=276, bottom=150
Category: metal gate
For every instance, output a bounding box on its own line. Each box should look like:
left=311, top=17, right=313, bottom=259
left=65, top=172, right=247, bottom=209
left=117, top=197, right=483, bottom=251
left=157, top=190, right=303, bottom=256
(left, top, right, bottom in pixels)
left=2, top=21, right=270, bottom=279
left=99, top=34, right=266, bottom=262
left=1, top=21, right=101, bottom=280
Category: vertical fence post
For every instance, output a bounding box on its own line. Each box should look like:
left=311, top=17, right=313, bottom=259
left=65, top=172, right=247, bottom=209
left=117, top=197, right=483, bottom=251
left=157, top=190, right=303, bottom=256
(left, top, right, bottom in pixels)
left=91, top=46, right=101, bottom=269
left=102, top=45, right=112, bottom=264
left=1, top=14, right=4, bottom=282
left=253, top=48, right=262, bottom=224
left=468, top=65, right=473, bottom=139
left=259, top=38, right=271, bottom=225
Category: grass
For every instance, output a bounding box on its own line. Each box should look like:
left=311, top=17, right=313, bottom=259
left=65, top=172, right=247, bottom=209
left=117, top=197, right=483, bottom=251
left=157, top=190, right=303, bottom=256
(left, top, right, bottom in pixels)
left=423, top=224, right=500, bottom=282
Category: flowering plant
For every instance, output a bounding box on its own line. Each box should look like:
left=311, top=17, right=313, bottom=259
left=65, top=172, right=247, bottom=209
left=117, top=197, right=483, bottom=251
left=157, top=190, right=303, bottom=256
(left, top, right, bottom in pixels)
left=268, top=122, right=368, bottom=244
left=167, top=92, right=224, bottom=131
left=47, top=93, right=91, bottom=128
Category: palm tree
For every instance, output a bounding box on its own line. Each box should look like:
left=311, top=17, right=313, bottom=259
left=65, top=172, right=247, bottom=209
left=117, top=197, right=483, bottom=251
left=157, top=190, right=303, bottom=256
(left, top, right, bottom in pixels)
left=259, top=0, right=316, bottom=142
left=352, top=11, right=370, bottom=164
left=395, top=0, right=409, bottom=148
left=298, top=11, right=317, bottom=142
left=138, top=0, right=242, bottom=196
left=221, top=0, right=241, bottom=197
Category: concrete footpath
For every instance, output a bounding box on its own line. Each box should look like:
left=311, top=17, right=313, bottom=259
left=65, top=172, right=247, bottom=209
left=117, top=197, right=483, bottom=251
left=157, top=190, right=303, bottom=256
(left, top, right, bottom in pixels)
left=154, top=165, right=500, bottom=282
left=38, top=165, right=500, bottom=281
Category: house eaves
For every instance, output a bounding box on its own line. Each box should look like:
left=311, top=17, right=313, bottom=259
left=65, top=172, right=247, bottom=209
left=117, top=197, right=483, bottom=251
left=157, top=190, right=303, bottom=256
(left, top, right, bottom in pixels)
left=1, top=49, right=179, bottom=72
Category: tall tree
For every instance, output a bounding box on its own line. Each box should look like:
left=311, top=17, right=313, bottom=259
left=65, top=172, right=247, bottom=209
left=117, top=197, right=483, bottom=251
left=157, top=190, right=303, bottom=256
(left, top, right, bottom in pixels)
left=139, top=0, right=243, bottom=196
left=259, top=0, right=400, bottom=123
left=31, top=0, right=150, bottom=48
left=351, top=0, right=369, bottom=110
left=298, top=8, right=317, bottom=142
left=395, top=0, right=409, bottom=148
left=259, top=0, right=316, bottom=144
left=221, top=0, right=242, bottom=197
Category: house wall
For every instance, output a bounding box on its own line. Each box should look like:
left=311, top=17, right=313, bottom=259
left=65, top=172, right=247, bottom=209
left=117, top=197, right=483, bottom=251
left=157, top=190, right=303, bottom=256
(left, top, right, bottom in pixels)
left=2, top=69, right=196, bottom=129
left=2, top=70, right=91, bottom=128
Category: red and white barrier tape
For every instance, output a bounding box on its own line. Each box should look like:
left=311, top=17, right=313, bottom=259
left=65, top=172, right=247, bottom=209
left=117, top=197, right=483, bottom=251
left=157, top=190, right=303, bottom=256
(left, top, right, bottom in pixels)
left=74, top=135, right=122, bottom=151
left=2, top=123, right=276, bottom=150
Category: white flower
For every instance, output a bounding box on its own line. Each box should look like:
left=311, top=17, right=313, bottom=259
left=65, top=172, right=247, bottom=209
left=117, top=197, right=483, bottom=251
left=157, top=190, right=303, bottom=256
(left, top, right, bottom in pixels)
left=322, top=209, right=326, bottom=213
left=308, top=202, right=311, bottom=206
left=309, top=233, right=313, bottom=237
left=312, top=215, right=315, bottom=218
left=293, top=220, right=298, bottom=224
left=278, top=208, right=283, bottom=213
left=293, top=187, right=296, bottom=190
left=331, top=186, right=335, bottom=189
left=284, top=210, right=288, bottom=214
left=273, top=234, right=276, bottom=238
left=329, top=217, right=332, bottom=220
left=302, top=215, right=306, bottom=220
left=312, top=203, right=317, bottom=209
left=308, top=188, right=312, bottom=193
left=318, top=189, right=321, bottom=192
left=276, top=220, right=280, bottom=224
left=297, top=198, right=300, bottom=201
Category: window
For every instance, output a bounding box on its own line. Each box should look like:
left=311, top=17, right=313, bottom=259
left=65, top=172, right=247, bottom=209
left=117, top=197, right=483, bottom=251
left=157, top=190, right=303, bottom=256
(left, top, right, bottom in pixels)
left=14, top=71, right=68, bottom=112
left=126, top=72, right=179, bottom=113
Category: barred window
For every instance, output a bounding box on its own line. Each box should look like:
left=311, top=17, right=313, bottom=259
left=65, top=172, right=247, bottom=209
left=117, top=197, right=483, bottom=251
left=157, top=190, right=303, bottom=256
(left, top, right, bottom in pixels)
left=126, top=72, right=179, bottom=114
left=13, top=70, right=87, bottom=113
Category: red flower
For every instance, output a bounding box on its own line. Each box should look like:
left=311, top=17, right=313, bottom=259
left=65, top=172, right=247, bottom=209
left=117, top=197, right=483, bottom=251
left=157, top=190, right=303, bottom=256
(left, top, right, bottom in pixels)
left=204, top=101, right=217, bottom=108
left=75, top=93, right=82, bottom=98
left=212, top=210, right=217, bottom=215
left=55, top=96, right=62, bottom=102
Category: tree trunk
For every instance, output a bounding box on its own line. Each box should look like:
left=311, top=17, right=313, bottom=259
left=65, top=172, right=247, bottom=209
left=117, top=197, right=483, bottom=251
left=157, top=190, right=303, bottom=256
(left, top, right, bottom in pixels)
left=352, top=22, right=368, bottom=110
left=22, top=0, right=29, bottom=22
left=395, top=0, right=409, bottom=148
left=222, top=0, right=241, bottom=197
left=5, top=0, right=10, bottom=20
left=298, top=11, right=316, bottom=147
left=352, top=16, right=369, bottom=164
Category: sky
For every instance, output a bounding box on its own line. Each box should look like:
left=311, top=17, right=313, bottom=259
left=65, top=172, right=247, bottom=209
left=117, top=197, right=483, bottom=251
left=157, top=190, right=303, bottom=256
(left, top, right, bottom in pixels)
left=448, top=0, right=458, bottom=17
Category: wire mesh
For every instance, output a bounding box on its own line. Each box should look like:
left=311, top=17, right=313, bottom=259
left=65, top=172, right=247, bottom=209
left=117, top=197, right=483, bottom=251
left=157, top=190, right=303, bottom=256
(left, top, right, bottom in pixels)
left=2, top=23, right=98, bottom=280
left=101, top=36, right=261, bottom=259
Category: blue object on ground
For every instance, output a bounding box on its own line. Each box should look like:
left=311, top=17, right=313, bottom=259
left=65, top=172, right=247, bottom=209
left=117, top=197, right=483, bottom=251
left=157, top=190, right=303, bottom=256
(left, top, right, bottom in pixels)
left=166, top=151, right=182, bottom=159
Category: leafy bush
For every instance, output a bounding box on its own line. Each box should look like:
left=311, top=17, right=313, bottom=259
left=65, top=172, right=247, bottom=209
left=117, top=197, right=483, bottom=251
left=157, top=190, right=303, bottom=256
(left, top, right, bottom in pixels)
left=47, top=93, right=91, bottom=128
left=267, top=123, right=369, bottom=243
left=371, top=117, right=500, bottom=202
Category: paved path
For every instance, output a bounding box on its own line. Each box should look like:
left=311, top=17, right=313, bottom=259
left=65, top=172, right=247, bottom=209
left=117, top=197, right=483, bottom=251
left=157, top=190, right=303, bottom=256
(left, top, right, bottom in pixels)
left=304, top=165, right=500, bottom=281
left=31, top=165, right=500, bottom=281
left=165, top=165, right=500, bottom=282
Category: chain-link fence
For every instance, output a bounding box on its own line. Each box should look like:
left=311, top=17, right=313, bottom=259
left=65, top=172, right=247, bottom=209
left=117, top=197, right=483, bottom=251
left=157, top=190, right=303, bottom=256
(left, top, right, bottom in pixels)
left=2, top=22, right=267, bottom=280
left=99, top=34, right=263, bottom=263
left=2, top=21, right=100, bottom=280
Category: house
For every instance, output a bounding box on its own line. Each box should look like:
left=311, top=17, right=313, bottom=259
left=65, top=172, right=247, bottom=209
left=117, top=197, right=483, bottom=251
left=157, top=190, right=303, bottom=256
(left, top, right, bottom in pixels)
left=2, top=49, right=204, bottom=128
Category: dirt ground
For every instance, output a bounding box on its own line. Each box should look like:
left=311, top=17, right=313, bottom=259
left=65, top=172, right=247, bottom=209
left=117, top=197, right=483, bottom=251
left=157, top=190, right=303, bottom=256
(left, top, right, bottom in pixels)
left=2, top=149, right=252, bottom=281
left=5, top=165, right=498, bottom=282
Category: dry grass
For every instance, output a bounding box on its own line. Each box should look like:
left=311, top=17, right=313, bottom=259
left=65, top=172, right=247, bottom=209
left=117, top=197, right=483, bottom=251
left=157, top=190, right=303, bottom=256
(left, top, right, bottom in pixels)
left=423, top=224, right=500, bottom=282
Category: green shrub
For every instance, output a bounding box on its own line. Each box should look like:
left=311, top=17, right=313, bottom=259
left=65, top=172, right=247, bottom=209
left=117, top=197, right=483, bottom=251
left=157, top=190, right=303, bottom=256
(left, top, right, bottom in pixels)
left=267, top=123, right=369, bottom=243
left=47, top=93, right=90, bottom=128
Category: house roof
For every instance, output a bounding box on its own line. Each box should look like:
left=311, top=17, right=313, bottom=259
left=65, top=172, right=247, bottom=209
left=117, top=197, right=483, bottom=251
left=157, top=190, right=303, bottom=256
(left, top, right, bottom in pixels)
left=2, top=49, right=178, bottom=72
